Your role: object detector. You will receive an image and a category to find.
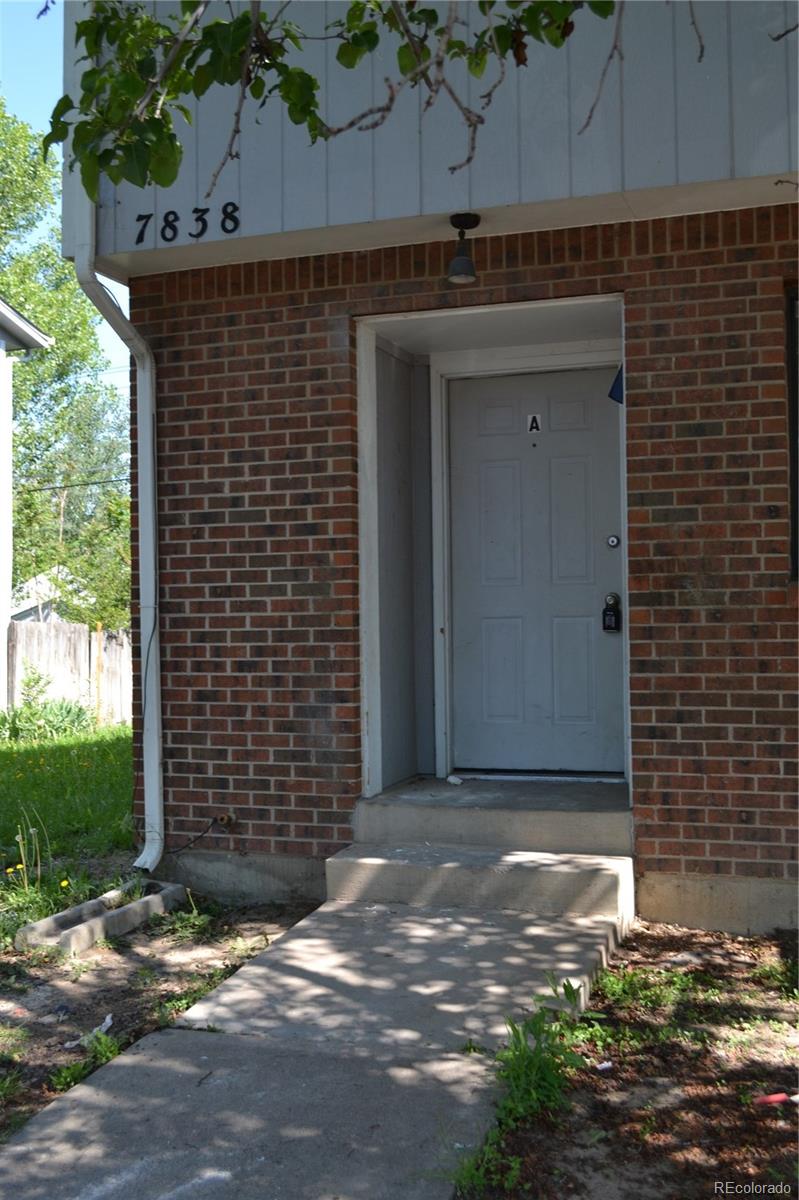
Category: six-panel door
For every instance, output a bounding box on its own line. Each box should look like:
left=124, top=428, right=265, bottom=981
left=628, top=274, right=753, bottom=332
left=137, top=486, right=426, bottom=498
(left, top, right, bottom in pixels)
left=449, top=368, right=624, bottom=772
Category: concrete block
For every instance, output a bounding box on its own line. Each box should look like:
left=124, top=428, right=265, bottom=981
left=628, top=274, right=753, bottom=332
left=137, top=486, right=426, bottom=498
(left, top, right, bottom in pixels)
left=14, top=880, right=187, bottom=954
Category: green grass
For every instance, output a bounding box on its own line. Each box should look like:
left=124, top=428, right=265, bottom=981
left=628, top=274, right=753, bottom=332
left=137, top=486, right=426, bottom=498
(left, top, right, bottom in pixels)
left=589, top=965, right=719, bottom=1011
left=0, top=1068, right=23, bottom=1106
left=751, top=957, right=799, bottom=1001
left=0, top=868, right=105, bottom=950
left=0, top=1026, right=29, bottom=1060
left=0, top=727, right=133, bottom=860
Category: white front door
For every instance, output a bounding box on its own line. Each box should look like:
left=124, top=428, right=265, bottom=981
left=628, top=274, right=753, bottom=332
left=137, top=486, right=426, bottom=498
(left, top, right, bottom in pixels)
left=449, top=368, right=624, bottom=772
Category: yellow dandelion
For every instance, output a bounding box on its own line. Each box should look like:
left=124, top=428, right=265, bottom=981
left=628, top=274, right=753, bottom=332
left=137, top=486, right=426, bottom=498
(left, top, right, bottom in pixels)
left=60, top=879, right=70, bottom=889
left=4, top=867, right=14, bottom=875
left=14, top=864, right=23, bottom=871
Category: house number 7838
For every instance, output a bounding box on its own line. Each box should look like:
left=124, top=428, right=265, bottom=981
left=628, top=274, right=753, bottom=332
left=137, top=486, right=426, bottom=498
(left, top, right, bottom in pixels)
left=134, top=202, right=241, bottom=245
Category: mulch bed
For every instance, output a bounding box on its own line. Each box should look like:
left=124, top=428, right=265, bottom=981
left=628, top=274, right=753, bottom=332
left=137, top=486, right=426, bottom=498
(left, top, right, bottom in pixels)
left=471, top=922, right=798, bottom=1200
left=0, top=900, right=314, bottom=1140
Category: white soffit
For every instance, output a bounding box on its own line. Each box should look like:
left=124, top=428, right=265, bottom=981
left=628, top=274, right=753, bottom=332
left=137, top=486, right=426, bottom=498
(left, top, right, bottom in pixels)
left=92, top=174, right=796, bottom=283
left=367, top=296, right=622, bottom=357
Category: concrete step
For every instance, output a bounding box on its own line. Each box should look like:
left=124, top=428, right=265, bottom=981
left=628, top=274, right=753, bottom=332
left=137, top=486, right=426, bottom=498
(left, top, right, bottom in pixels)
left=326, top=843, right=634, bottom=932
left=354, top=785, right=632, bottom=855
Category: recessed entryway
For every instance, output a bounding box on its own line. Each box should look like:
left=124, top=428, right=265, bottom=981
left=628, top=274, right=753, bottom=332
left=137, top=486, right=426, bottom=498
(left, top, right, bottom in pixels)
left=357, top=295, right=628, bottom=798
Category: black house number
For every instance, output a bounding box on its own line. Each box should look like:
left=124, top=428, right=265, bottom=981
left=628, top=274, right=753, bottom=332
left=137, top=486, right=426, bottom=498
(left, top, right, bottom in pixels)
left=134, top=202, right=241, bottom=246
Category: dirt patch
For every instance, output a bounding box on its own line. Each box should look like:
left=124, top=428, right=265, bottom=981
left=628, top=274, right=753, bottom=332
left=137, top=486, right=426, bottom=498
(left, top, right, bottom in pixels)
left=461, top=921, right=798, bottom=1200
left=0, top=896, right=315, bottom=1139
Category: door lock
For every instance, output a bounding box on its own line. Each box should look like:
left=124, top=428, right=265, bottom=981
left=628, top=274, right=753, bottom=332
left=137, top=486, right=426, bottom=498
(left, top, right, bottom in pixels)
left=602, top=593, right=622, bottom=632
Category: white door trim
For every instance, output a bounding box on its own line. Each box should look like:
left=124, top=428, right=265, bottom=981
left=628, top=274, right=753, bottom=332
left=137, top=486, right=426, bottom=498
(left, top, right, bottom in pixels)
left=356, top=322, right=383, bottom=797
left=430, top=340, right=625, bottom=779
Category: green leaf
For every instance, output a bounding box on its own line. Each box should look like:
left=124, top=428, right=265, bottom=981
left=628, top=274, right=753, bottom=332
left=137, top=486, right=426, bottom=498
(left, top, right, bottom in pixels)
left=79, top=67, right=102, bottom=96
left=542, top=22, right=565, bottom=47
left=412, top=7, right=439, bottom=27
left=120, top=141, right=150, bottom=189
left=336, top=41, right=365, bottom=69
left=192, top=62, right=215, bottom=98
left=79, top=153, right=100, bottom=202
left=522, top=7, right=543, bottom=39
left=397, top=41, right=428, bottom=76
left=346, top=1, right=366, bottom=30
left=587, top=0, right=614, bottom=16
left=148, top=137, right=182, bottom=189
left=50, top=94, right=74, bottom=124
left=249, top=76, right=265, bottom=100
left=467, top=48, right=489, bottom=78
left=492, top=24, right=513, bottom=56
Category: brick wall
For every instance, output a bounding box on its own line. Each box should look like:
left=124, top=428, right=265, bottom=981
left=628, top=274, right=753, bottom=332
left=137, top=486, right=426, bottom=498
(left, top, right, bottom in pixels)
left=129, top=203, right=798, bottom=886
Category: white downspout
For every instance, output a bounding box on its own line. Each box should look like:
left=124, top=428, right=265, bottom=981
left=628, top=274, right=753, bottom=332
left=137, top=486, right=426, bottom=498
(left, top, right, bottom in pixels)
left=73, top=195, right=164, bottom=872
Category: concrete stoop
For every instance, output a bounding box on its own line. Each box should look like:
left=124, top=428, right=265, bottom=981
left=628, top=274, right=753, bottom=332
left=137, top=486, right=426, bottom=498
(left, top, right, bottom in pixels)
left=354, top=778, right=633, bottom=856
left=329, top=781, right=636, bottom=936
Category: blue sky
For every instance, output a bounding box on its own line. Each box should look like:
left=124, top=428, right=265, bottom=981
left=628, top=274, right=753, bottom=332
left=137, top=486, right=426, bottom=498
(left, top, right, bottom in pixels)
left=0, top=0, right=131, bottom=391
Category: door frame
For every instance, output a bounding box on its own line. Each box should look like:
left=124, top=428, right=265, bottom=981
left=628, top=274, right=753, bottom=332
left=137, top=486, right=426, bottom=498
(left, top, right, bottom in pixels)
left=356, top=296, right=629, bottom=798
left=430, top=339, right=629, bottom=781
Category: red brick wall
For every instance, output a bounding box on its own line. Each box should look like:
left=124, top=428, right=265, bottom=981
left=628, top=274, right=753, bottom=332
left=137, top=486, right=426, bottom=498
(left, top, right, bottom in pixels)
left=129, top=203, right=798, bottom=885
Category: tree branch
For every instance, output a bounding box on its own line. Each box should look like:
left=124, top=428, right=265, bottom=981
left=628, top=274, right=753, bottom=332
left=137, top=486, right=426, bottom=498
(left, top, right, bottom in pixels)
left=389, top=0, right=436, bottom=91
left=132, top=0, right=211, bottom=123
left=479, top=2, right=507, bottom=111
left=770, top=22, right=798, bottom=42
left=204, top=0, right=260, bottom=198
left=687, top=0, right=705, bottom=62
left=578, top=0, right=625, bottom=135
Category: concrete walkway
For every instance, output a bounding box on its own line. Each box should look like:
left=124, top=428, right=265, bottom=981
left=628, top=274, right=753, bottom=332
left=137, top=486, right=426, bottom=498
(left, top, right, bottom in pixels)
left=2, top=901, right=619, bottom=1200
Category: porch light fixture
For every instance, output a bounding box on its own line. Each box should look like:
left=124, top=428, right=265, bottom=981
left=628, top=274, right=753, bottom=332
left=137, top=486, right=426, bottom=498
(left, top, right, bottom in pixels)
left=447, top=212, right=481, bottom=284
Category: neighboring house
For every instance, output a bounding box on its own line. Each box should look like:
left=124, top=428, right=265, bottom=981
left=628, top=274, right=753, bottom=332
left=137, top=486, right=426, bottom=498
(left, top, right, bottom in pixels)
left=62, top=1, right=797, bottom=933
left=0, top=297, right=52, bottom=708
left=10, top=568, right=78, bottom=623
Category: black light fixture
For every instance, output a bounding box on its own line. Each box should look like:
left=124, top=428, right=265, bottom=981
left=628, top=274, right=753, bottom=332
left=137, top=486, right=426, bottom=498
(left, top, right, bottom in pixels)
left=447, top=212, right=481, bottom=285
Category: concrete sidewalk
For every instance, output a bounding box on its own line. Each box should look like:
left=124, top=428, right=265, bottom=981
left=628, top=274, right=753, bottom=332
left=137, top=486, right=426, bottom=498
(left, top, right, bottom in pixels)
left=1, top=901, right=619, bottom=1200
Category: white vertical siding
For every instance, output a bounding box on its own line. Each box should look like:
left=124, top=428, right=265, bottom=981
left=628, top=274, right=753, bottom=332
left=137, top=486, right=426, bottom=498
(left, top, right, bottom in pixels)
left=326, top=2, right=375, bottom=227
left=622, top=0, right=676, bottom=191
left=372, top=35, right=422, bottom=220
left=65, top=0, right=796, bottom=263
left=467, top=26, right=522, bottom=210
left=419, top=16, right=471, bottom=215
left=567, top=14, right=623, bottom=197
left=674, top=0, right=732, bottom=185
left=518, top=30, right=571, bottom=204
left=730, top=0, right=792, bottom=177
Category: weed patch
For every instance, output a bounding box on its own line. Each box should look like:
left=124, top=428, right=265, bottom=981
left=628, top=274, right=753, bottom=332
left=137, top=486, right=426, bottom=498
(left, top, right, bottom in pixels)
left=455, top=977, right=587, bottom=1197
left=156, top=966, right=236, bottom=1023
left=148, top=891, right=222, bottom=944
left=0, top=1068, right=23, bottom=1106
left=49, top=1031, right=121, bottom=1093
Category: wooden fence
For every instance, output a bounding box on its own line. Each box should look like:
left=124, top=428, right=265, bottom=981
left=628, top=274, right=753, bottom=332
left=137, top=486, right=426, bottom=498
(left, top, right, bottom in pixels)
left=6, top=621, right=132, bottom=724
